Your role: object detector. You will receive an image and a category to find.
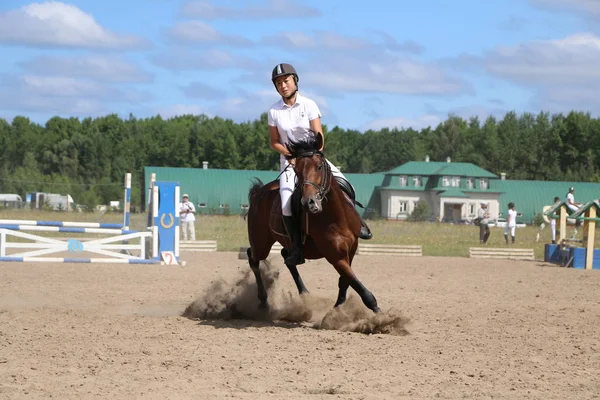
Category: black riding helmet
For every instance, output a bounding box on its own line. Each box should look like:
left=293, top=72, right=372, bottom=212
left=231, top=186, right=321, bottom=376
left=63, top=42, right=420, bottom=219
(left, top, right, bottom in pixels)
left=271, top=63, right=299, bottom=87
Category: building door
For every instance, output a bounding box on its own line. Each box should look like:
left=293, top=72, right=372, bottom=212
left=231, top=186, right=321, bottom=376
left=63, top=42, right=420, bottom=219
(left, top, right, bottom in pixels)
left=443, top=203, right=463, bottom=221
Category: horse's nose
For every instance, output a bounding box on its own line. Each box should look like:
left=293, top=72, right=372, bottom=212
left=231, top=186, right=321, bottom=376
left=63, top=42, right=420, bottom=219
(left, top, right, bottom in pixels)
left=306, top=198, right=321, bottom=213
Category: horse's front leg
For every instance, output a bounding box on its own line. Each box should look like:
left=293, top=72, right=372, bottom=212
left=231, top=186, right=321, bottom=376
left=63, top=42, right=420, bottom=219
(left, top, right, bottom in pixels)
left=331, top=259, right=380, bottom=313
left=283, top=249, right=309, bottom=294
left=247, top=248, right=268, bottom=309
left=334, top=276, right=350, bottom=307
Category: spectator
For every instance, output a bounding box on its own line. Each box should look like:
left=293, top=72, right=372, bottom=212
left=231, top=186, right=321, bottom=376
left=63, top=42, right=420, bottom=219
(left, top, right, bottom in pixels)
left=179, top=194, right=196, bottom=241
left=504, top=202, right=517, bottom=244
left=478, top=202, right=490, bottom=244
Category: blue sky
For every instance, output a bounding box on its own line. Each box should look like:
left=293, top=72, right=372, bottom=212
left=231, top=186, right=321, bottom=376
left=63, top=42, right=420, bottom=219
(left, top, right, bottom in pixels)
left=0, top=0, right=599, bottom=132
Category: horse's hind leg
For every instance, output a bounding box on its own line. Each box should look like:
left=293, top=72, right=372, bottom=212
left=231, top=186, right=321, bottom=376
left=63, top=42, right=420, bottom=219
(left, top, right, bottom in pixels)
left=247, top=248, right=268, bottom=309
left=332, top=260, right=380, bottom=313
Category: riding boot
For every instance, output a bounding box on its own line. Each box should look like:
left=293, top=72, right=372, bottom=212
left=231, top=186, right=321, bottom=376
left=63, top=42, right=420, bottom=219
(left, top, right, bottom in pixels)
left=282, top=216, right=305, bottom=265
left=358, top=213, right=373, bottom=240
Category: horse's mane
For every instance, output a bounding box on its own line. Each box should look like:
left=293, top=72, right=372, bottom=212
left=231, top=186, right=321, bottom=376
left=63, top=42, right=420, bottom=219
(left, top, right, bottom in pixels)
left=286, top=132, right=323, bottom=158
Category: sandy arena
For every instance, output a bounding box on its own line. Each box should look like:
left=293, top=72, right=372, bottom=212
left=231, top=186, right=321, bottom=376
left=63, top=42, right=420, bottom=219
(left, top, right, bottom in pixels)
left=1, top=252, right=599, bottom=399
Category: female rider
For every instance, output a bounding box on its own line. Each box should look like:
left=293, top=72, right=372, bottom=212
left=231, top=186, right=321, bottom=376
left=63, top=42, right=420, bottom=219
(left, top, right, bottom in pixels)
left=267, top=63, right=372, bottom=266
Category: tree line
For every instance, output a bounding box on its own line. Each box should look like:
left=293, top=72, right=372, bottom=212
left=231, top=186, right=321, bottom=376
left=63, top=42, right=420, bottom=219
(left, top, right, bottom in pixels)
left=0, top=110, right=598, bottom=210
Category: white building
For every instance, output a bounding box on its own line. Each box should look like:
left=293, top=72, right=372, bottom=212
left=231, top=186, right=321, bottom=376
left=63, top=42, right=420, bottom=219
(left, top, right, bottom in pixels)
left=377, top=158, right=502, bottom=222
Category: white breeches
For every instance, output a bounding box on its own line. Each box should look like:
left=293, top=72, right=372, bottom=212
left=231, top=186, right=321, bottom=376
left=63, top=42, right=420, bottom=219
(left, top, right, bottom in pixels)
left=504, top=225, right=516, bottom=237
left=279, top=159, right=345, bottom=216
left=568, top=204, right=579, bottom=213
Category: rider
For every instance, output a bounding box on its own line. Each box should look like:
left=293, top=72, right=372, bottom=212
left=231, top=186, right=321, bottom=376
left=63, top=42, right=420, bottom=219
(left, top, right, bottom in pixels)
left=267, top=62, right=372, bottom=266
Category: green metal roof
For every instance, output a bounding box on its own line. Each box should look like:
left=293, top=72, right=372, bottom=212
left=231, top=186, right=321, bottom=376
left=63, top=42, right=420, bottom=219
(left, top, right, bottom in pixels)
left=144, top=164, right=600, bottom=224
left=438, top=188, right=470, bottom=198
left=496, top=180, right=600, bottom=223
left=144, top=166, right=383, bottom=216
left=386, top=161, right=498, bottom=178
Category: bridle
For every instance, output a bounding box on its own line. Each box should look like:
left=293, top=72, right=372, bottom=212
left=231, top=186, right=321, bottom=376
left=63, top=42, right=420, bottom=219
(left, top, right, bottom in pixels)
left=293, top=150, right=332, bottom=202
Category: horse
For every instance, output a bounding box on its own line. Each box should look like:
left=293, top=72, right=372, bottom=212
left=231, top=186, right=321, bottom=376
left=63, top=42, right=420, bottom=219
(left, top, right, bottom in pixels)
left=245, top=133, right=380, bottom=314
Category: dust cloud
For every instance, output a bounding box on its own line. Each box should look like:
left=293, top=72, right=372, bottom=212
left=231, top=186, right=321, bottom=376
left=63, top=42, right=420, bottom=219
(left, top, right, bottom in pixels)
left=182, top=260, right=410, bottom=335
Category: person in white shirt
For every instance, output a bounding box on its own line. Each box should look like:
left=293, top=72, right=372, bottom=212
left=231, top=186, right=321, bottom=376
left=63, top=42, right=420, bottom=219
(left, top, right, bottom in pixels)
left=267, top=63, right=372, bottom=266
left=179, top=194, right=196, bottom=241
left=504, top=202, right=517, bottom=244
left=566, top=186, right=580, bottom=213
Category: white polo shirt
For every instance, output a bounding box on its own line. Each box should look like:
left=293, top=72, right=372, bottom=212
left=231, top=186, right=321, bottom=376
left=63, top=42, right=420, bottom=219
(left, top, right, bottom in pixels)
left=268, top=93, right=321, bottom=164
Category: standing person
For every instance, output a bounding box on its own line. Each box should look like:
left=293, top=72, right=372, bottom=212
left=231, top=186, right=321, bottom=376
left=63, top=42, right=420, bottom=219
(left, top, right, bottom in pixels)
left=477, top=202, right=490, bottom=244
left=551, top=196, right=560, bottom=244
left=179, top=194, right=196, bottom=241
left=267, top=62, right=372, bottom=266
left=504, top=202, right=517, bottom=244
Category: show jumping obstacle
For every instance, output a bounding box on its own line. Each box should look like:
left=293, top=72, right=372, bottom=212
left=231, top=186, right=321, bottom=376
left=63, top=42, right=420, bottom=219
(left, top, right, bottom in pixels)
left=544, top=200, right=600, bottom=270
left=0, top=173, right=181, bottom=264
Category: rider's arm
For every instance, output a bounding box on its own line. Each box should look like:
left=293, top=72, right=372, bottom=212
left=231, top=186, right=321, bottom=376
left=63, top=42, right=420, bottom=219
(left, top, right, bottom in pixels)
left=268, top=126, right=292, bottom=158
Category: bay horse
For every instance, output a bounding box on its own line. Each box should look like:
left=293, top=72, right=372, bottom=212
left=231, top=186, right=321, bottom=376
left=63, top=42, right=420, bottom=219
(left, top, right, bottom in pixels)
left=245, top=133, right=380, bottom=314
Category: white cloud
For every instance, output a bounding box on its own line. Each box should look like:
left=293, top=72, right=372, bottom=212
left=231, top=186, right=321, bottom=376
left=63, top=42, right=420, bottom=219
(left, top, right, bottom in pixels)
left=363, top=115, right=442, bottom=131
left=375, top=32, right=424, bottom=54
left=168, top=20, right=253, bottom=46
left=214, top=90, right=276, bottom=122
left=19, top=55, right=154, bottom=83
left=0, top=2, right=147, bottom=49
left=483, top=33, right=600, bottom=85
left=262, top=31, right=367, bottom=50
left=302, top=53, right=470, bottom=95
left=181, top=0, right=320, bottom=19
left=15, top=75, right=118, bottom=98
left=0, top=74, right=153, bottom=116
left=530, top=0, right=600, bottom=19
left=156, top=104, right=210, bottom=119
left=150, top=48, right=258, bottom=71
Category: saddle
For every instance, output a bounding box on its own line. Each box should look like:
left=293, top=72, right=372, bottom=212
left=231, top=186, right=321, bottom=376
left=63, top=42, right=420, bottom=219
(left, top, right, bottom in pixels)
left=269, top=176, right=358, bottom=245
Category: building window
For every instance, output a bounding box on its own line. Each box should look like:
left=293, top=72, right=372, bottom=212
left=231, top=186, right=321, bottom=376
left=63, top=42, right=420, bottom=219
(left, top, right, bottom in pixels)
left=451, top=176, right=460, bottom=187
left=480, top=178, right=488, bottom=189
left=466, top=178, right=474, bottom=189
left=398, top=201, right=408, bottom=213
left=442, top=176, right=450, bottom=187
left=240, top=204, right=249, bottom=210
left=413, top=176, right=422, bottom=187
left=197, top=203, right=207, bottom=208
left=399, top=175, right=407, bottom=186
left=468, top=202, right=476, bottom=216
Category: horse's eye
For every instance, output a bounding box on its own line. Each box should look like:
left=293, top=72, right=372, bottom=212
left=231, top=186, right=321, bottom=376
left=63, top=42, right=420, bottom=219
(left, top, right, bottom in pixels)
left=317, top=163, right=323, bottom=170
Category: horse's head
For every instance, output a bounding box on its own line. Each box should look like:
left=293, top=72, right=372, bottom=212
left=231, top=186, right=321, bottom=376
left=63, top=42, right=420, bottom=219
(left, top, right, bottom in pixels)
left=287, top=132, right=331, bottom=214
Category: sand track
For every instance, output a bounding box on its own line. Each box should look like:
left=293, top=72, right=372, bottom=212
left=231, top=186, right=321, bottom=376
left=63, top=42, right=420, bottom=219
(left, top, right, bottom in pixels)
left=1, top=253, right=599, bottom=399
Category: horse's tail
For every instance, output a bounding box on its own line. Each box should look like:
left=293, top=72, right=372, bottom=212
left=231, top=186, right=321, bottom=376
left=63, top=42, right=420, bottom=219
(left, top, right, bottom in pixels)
left=248, top=178, right=265, bottom=205
left=244, top=178, right=265, bottom=220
